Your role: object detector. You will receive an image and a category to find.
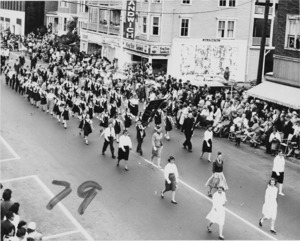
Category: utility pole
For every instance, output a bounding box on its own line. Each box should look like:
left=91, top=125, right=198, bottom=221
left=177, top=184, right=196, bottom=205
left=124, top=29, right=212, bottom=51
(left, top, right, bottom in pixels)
left=256, top=0, right=270, bottom=85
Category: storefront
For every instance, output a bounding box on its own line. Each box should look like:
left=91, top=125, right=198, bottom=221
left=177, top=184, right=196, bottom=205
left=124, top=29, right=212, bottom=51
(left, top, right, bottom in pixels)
left=122, top=40, right=171, bottom=74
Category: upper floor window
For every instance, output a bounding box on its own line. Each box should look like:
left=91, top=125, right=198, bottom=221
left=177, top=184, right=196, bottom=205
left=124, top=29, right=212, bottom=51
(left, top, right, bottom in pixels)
left=152, top=0, right=161, bottom=3
left=180, top=18, right=190, bottom=37
left=63, top=18, right=67, bottom=31
left=152, top=16, right=160, bottom=35
left=89, top=7, right=98, bottom=23
left=60, top=0, right=69, bottom=8
left=142, top=16, right=147, bottom=34
left=217, top=20, right=235, bottom=38
left=285, top=15, right=300, bottom=50
left=182, top=0, right=191, bottom=4
left=219, top=0, right=236, bottom=7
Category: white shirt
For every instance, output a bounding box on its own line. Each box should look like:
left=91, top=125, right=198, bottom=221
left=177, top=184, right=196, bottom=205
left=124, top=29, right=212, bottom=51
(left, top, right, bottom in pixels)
left=204, top=130, right=213, bottom=141
left=164, top=163, right=179, bottom=181
left=269, top=132, right=281, bottom=143
left=212, top=191, right=227, bottom=210
left=103, top=127, right=115, bottom=140
left=118, top=135, right=132, bottom=149
left=272, top=155, right=285, bottom=173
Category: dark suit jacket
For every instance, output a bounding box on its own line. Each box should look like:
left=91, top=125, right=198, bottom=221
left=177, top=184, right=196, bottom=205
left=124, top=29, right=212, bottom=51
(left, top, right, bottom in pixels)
left=183, top=117, right=195, bottom=134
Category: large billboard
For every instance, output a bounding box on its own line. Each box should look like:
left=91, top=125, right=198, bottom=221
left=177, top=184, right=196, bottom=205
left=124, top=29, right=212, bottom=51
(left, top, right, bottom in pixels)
left=124, top=0, right=136, bottom=40
left=168, top=38, right=248, bottom=82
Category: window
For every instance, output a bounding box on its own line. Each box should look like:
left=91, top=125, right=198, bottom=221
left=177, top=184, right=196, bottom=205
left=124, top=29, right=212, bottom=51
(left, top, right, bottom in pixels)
left=63, top=18, right=67, bottom=31
left=142, top=16, right=147, bottom=34
left=89, top=7, right=98, bottom=23
left=152, top=16, right=160, bottom=35
left=285, top=15, right=300, bottom=50
left=217, top=20, right=235, bottom=38
left=219, top=0, right=236, bottom=7
left=152, top=0, right=161, bottom=3
left=182, top=0, right=191, bottom=4
left=180, top=18, right=190, bottom=37
left=60, top=0, right=69, bottom=8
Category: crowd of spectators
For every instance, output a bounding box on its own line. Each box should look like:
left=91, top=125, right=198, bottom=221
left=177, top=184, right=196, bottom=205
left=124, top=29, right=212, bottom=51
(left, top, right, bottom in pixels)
left=1, top=188, right=42, bottom=241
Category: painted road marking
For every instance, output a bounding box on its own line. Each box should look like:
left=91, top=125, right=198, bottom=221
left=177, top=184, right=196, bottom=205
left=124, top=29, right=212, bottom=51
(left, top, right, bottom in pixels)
left=0, top=175, right=94, bottom=241
left=0, top=136, right=21, bottom=162
left=131, top=151, right=278, bottom=241
left=33, top=176, right=95, bottom=241
left=43, top=230, right=81, bottom=240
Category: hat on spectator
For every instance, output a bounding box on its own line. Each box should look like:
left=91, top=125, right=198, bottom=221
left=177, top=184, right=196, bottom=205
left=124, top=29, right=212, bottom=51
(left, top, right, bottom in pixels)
left=292, top=111, right=298, bottom=116
left=27, top=222, right=36, bottom=230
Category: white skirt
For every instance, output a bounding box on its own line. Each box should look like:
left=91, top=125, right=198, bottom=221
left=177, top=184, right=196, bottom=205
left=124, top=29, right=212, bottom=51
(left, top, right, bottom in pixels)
left=262, top=201, right=277, bottom=220
left=206, top=207, right=226, bottom=226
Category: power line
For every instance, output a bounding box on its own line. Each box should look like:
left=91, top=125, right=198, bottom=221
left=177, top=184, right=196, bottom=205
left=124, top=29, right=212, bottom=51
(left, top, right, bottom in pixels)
left=61, top=0, right=253, bottom=15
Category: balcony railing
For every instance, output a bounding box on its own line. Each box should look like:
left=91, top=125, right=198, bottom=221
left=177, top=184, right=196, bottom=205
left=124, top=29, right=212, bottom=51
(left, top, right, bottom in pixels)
left=255, top=5, right=274, bottom=15
left=252, top=37, right=270, bottom=46
left=81, top=21, right=120, bottom=35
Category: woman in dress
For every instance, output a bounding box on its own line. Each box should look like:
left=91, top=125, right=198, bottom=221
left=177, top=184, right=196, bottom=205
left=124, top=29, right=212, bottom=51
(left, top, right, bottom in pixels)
left=113, top=113, right=124, bottom=143
left=61, top=104, right=70, bottom=129
left=79, top=112, right=93, bottom=145
left=206, top=186, right=227, bottom=240
left=117, top=130, right=132, bottom=171
left=123, top=108, right=133, bottom=130
left=200, top=125, right=213, bottom=162
left=150, top=125, right=164, bottom=168
left=259, top=178, right=278, bottom=235
left=164, top=111, right=174, bottom=141
left=205, top=152, right=228, bottom=197
left=160, top=156, right=179, bottom=204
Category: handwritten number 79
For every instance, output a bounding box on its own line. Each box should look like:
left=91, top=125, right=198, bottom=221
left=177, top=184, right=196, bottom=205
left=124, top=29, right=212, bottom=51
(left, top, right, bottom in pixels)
left=46, top=180, right=102, bottom=215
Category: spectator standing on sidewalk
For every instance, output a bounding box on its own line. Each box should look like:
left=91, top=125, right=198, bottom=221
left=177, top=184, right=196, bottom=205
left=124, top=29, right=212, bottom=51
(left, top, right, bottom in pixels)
left=271, top=150, right=286, bottom=196
left=259, top=178, right=278, bottom=235
left=160, top=156, right=179, bottom=204
left=206, top=186, right=227, bottom=240
left=1, top=189, right=13, bottom=220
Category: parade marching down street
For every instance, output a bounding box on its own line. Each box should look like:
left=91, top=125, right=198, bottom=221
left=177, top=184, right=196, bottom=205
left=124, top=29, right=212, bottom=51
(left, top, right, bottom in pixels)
left=1, top=29, right=300, bottom=240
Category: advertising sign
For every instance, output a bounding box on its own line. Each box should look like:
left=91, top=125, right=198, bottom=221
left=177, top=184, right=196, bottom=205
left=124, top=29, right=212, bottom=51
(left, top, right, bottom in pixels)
left=124, top=0, right=136, bottom=39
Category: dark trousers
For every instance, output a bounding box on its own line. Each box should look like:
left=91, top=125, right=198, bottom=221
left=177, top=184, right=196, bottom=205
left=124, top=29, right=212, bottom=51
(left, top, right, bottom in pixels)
left=5, top=76, right=9, bottom=85
left=136, top=138, right=144, bottom=155
left=102, top=137, right=115, bottom=156
left=183, top=132, right=192, bottom=150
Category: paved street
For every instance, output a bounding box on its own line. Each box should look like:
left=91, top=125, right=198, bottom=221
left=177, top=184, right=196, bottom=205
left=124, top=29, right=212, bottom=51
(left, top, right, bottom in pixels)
left=1, top=53, right=300, bottom=240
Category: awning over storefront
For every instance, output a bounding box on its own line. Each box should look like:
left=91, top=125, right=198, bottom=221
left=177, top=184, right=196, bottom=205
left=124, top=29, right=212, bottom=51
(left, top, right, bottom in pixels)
left=247, top=81, right=300, bottom=109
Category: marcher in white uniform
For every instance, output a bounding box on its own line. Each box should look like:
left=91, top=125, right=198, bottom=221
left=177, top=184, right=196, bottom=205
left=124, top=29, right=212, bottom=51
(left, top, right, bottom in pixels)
left=259, top=178, right=278, bottom=235
left=206, top=186, right=227, bottom=240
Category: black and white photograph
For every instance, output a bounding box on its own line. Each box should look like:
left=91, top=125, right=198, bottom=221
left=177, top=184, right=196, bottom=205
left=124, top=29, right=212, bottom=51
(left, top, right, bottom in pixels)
left=1, top=0, right=300, bottom=240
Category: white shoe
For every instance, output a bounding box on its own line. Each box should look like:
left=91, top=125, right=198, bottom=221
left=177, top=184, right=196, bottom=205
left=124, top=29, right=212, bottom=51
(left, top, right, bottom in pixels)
left=279, top=192, right=285, bottom=196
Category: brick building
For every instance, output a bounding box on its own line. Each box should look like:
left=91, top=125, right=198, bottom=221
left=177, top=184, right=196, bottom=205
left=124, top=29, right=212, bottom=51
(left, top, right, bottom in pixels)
left=247, top=0, right=300, bottom=110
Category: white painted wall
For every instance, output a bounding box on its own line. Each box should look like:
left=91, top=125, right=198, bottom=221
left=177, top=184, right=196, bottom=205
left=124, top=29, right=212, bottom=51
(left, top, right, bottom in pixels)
left=0, top=9, right=25, bottom=35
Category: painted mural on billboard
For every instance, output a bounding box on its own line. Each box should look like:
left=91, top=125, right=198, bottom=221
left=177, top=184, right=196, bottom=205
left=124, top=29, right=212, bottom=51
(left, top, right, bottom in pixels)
left=169, top=39, right=247, bottom=82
